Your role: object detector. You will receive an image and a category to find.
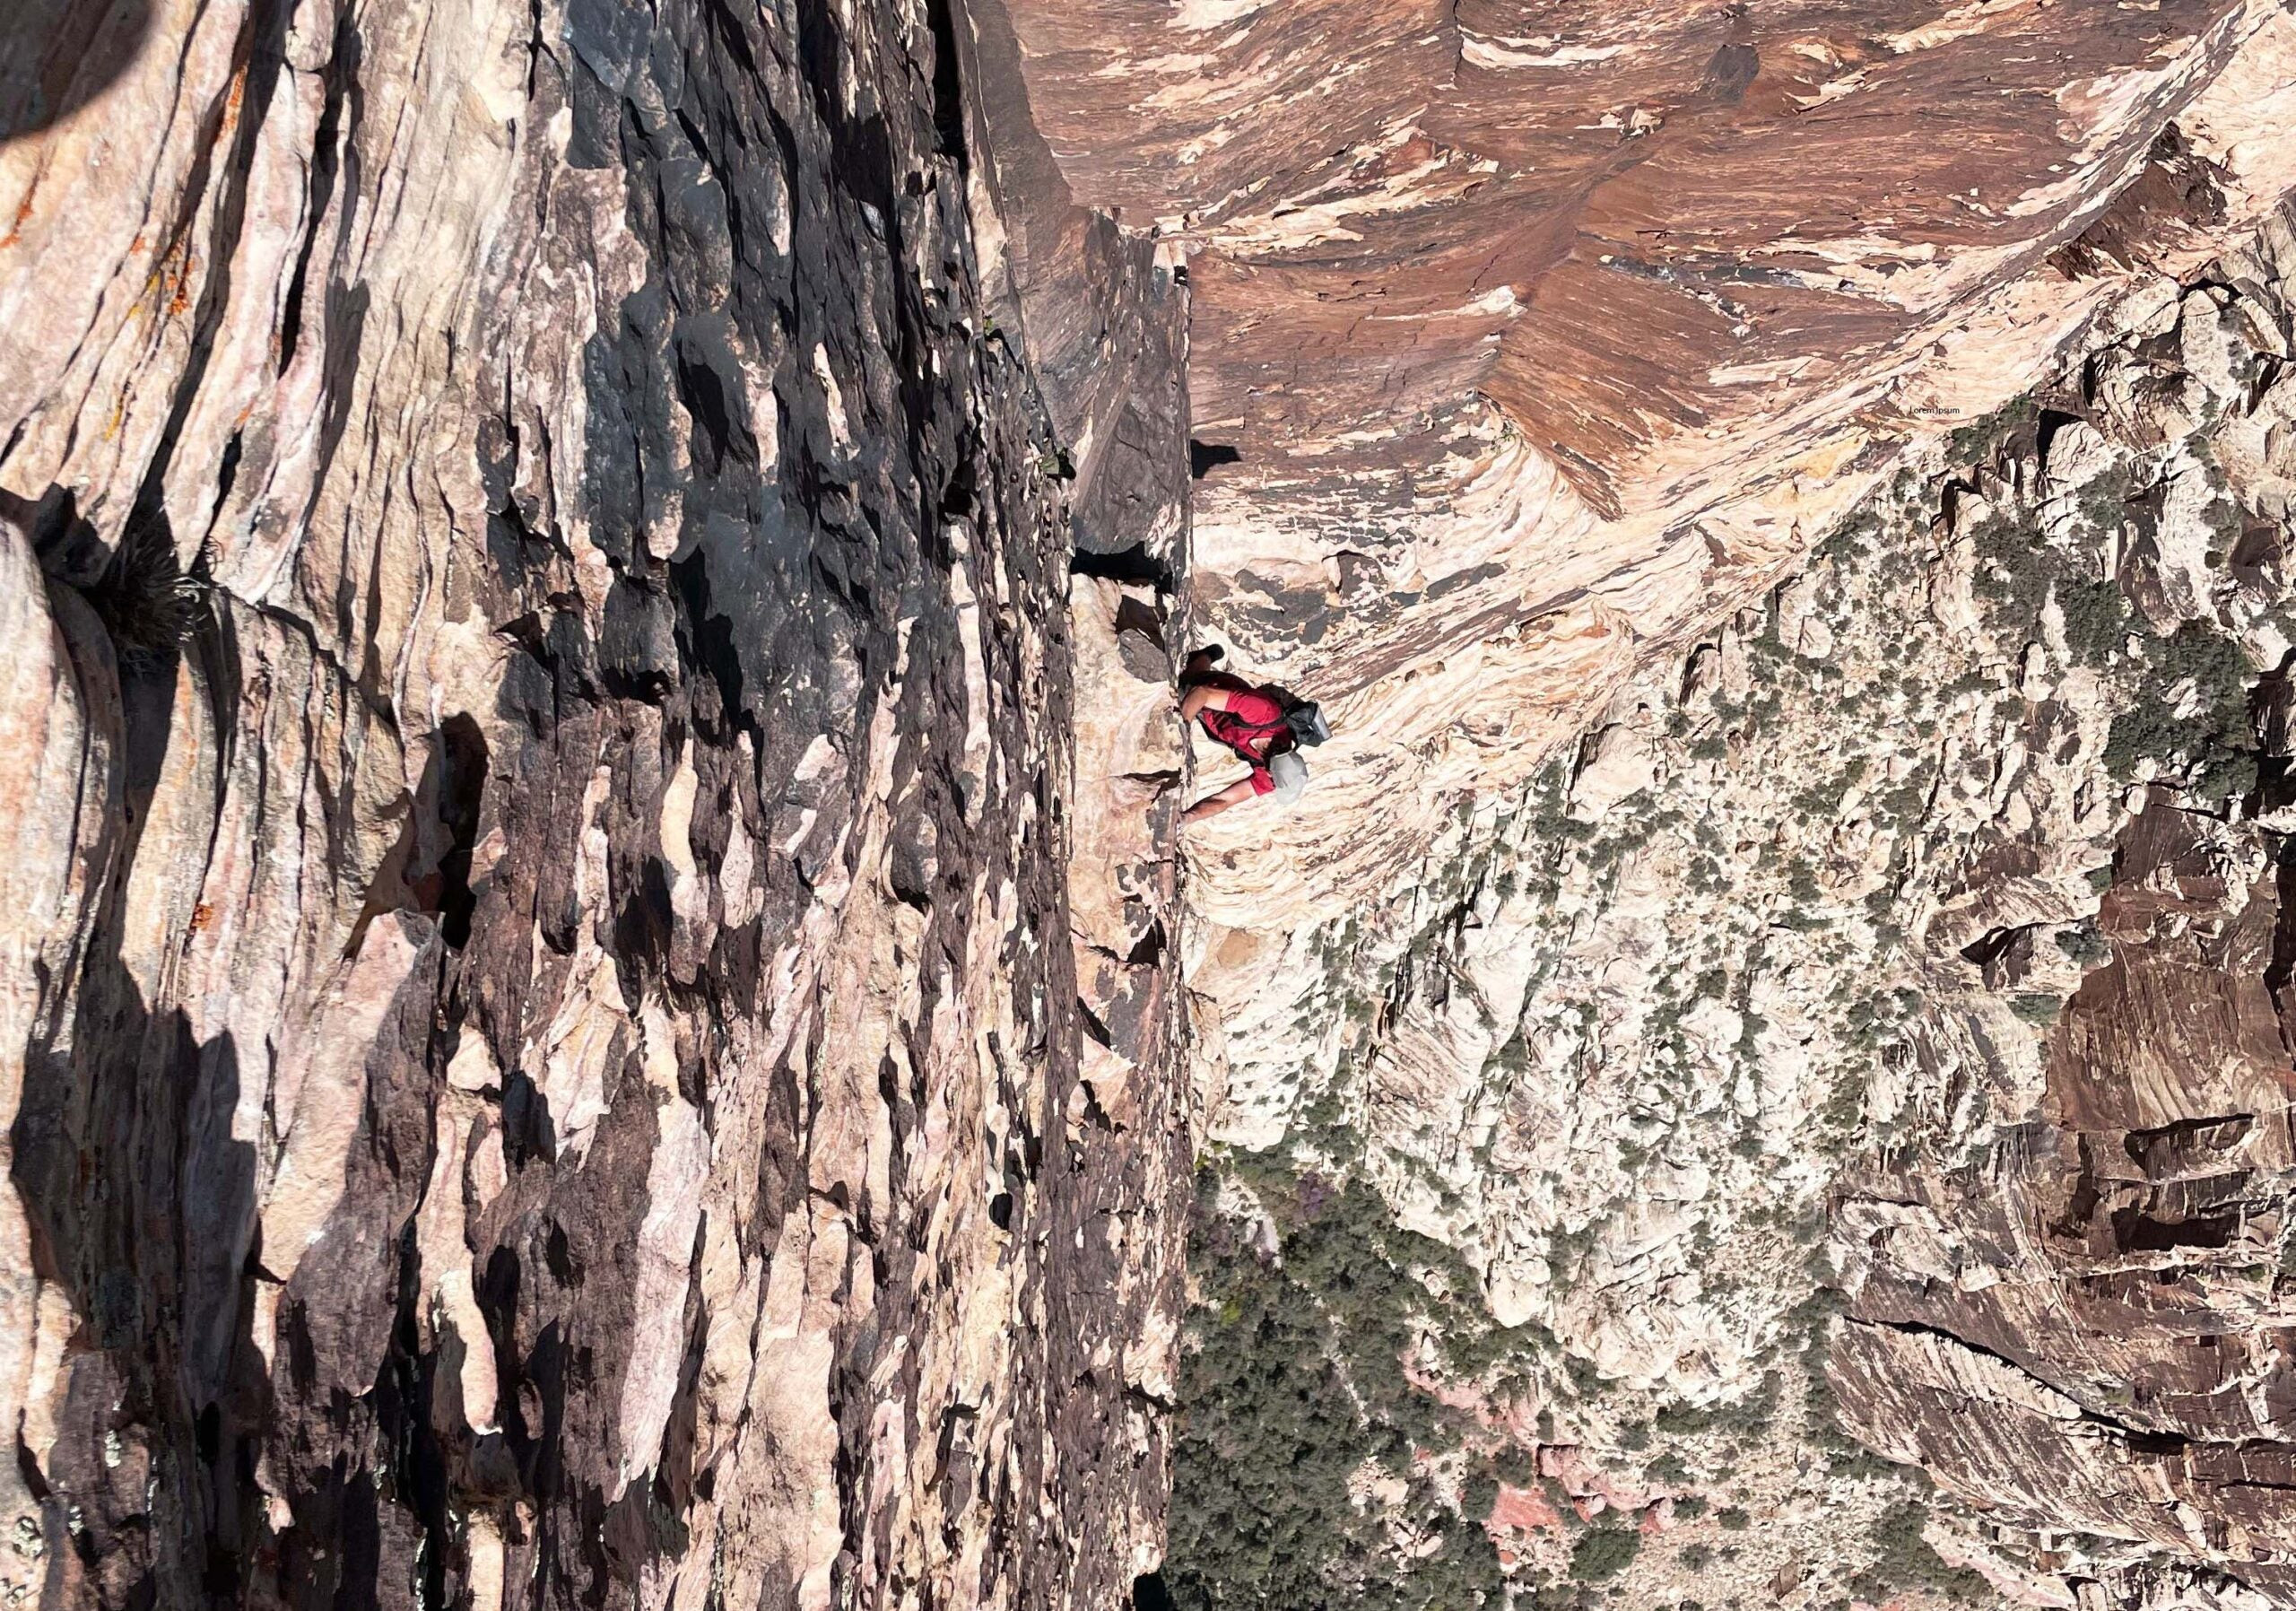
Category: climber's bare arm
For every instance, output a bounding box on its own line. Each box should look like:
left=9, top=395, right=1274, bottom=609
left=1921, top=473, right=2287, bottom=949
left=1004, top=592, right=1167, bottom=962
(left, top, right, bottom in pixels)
left=1181, top=777, right=1259, bottom=823
left=1178, top=685, right=1232, bottom=722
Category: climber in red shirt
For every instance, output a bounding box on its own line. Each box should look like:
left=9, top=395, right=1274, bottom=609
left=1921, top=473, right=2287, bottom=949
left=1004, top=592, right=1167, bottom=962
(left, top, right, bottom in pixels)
left=1178, top=646, right=1318, bottom=823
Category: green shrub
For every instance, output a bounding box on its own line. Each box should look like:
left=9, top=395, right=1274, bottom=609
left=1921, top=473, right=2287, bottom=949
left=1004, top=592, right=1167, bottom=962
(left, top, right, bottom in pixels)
left=1570, top=1526, right=1643, bottom=1583
left=1819, top=1068, right=1868, bottom=1136
left=1646, top=1451, right=1692, bottom=1485
left=2009, top=993, right=2062, bottom=1027
left=1166, top=1161, right=1505, bottom=1609
left=2057, top=575, right=2131, bottom=664
left=2102, top=622, right=2257, bottom=802
left=2074, top=464, right=2135, bottom=532
left=1848, top=1505, right=1988, bottom=1604
left=1654, top=1374, right=1779, bottom=1440
left=1947, top=395, right=2036, bottom=463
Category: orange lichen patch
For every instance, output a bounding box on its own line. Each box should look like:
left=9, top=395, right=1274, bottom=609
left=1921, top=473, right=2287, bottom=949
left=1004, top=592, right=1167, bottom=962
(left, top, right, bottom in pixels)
left=0, top=184, right=40, bottom=252
left=144, top=229, right=199, bottom=322
left=223, top=58, right=248, bottom=131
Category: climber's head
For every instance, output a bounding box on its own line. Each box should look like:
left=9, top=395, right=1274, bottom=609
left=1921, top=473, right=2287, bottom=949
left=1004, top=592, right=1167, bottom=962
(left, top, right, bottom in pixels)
left=1270, top=750, right=1309, bottom=804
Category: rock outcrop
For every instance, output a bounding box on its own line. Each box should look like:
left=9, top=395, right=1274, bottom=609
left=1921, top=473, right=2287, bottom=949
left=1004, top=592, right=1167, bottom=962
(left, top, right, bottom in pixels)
left=1835, top=798, right=2296, bottom=1602
left=1826, top=258, right=2296, bottom=1600
left=988, top=0, right=2296, bottom=1133
left=1, top=0, right=1190, bottom=1604
left=21, top=0, right=2296, bottom=1605
left=1164, top=202, right=2296, bottom=1607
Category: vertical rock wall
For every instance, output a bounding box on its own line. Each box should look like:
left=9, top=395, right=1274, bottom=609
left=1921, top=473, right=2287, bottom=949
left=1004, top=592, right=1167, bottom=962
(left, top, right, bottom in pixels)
left=0, top=0, right=1189, bottom=1604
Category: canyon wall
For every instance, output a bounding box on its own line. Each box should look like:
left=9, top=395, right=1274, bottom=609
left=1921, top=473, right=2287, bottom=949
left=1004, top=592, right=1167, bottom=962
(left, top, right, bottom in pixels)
left=17, top=0, right=2296, bottom=1606
left=1162, top=213, right=2296, bottom=1609
left=989, top=0, right=2296, bottom=1133
left=0, top=0, right=1191, bottom=1604
left=969, top=2, right=2296, bottom=1607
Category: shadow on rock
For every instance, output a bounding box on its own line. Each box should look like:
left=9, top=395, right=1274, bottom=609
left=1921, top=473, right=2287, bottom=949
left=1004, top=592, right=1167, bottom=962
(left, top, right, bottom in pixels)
left=0, top=0, right=156, bottom=147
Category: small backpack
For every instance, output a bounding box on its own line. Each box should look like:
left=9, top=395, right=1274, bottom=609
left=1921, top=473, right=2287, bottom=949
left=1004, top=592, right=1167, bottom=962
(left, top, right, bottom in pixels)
left=1283, top=701, right=1331, bottom=748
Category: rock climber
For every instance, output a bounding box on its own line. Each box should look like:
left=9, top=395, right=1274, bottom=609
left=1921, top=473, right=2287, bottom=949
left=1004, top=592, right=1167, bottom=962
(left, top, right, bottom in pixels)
left=1178, top=645, right=1329, bottom=823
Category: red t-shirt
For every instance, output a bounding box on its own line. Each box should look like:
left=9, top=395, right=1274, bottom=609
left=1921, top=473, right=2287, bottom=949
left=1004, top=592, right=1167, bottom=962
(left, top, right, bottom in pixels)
left=1192, top=673, right=1290, bottom=795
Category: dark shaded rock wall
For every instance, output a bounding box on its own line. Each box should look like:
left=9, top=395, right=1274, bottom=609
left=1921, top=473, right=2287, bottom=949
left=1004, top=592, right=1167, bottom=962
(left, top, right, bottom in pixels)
left=0, top=0, right=1188, bottom=1605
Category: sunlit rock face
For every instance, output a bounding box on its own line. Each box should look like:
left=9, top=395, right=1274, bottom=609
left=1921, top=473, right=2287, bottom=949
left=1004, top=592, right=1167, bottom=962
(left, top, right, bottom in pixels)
left=1835, top=799, right=2296, bottom=1598
left=1161, top=216, right=2296, bottom=1610
left=1013, top=0, right=2296, bottom=592
left=15, top=0, right=2296, bottom=1602
left=0, top=0, right=1190, bottom=1603
left=992, top=0, right=2296, bottom=1136
left=985, top=0, right=2296, bottom=1595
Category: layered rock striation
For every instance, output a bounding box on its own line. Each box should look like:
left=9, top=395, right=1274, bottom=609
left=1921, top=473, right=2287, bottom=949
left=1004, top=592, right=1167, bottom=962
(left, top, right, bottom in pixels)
left=22, top=0, right=2296, bottom=1605
left=990, top=0, right=2296, bottom=1128
left=1828, top=260, right=2296, bottom=1599
left=1164, top=203, right=2296, bottom=1607
left=1, top=0, right=1190, bottom=1604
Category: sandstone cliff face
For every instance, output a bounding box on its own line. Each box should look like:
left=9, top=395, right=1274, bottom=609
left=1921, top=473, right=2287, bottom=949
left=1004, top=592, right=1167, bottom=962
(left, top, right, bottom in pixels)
left=20, top=0, right=2296, bottom=1606
left=987, top=0, right=2296, bottom=1129
left=1005, top=12, right=2296, bottom=1595
left=1826, top=284, right=2296, bottom=1600
left=0, top=0, right=1190, bottom=1605
left=1163, top=203, right=2296, bottom=1607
